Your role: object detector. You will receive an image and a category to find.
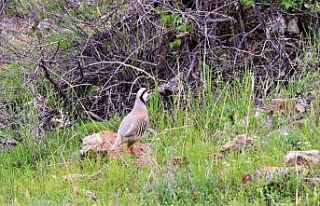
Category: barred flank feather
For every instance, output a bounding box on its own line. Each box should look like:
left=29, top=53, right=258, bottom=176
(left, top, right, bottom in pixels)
left=137, top=119, right=147, bottom=138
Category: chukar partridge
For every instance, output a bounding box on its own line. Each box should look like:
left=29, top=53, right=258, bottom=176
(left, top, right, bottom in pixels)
left=110, top=87, right=152, bottom=152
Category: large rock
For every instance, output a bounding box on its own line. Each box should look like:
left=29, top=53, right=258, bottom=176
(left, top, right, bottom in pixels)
left=80, top=130, right=155, bottom=165
left=80, top=131, right=120, bottom=155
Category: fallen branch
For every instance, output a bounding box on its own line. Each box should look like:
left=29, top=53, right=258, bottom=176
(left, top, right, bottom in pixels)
left=39, top=60, right=67, bottom=99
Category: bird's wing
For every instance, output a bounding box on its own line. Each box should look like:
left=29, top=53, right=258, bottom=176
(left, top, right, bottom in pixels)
left=122, top=112, right=148, bottom=139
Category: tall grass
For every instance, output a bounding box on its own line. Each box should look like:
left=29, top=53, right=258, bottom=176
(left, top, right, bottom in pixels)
left=1, top=61, right=319, bottom=205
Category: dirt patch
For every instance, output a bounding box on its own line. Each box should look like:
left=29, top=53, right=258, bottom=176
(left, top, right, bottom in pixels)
left=0, top=16, right=32, bottom=67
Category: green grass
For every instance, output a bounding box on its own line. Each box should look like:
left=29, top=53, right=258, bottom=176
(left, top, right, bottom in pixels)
left=0, top=66, right=320, bottom=205
left=7, top=0, right=114, bottom=20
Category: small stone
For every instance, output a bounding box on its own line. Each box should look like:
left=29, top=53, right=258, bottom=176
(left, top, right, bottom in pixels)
left=271, top=98, right=287, bottom=111
left=83, top=189, right=96, bottom=201
left=272, top=16, right=286, bottom=34
left=159, top=74, right=183, bottom=96
left=287, top=18, right=300, bottom=34
left=0, top=137, right=18, bottom=151
left=220, top=134, right=256, bottom=153
left=284, top=150, right=320, bottom=166
left=243, top=166, right=307, bottom=184
left=295, top=97, right=308, bottom=113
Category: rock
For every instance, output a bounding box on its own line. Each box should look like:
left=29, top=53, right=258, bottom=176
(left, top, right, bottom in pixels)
left=80, top=131, right=119, bottom=155
left=38, top=18, right=55, bottom=30
left=295, top=97, right=308, bottom=113
left=159, top=74, right=183, bottom=96
left=265, top=109, right=274, bottom=128
left=271, top=98, right=287, bottom=111
left=0, top=103, right=10, bottom=129
left=287, top=18, right=300, bottom=34
left=83, top=189, right=96, bottom=201
left=243, top=166, right=307, bottom=184
left=0, top=137, right=18, bottom=151
left=306, top=178, right=320, bottom=189
left=220, top=134, right=256, bottom=153
left=67, top=0, right=82, bottom=9
left=284, top=150, right=320, bottom=166
left=272, top=16, right=286, bottom=34
left=80, top=131, right=155, bottom=165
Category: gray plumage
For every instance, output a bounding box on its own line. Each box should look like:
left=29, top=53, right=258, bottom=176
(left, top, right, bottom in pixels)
left=111, top=88, right=151, bottom=151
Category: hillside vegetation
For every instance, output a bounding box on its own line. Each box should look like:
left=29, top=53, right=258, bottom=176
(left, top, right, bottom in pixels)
left=0, top=0, right=320, bottom=205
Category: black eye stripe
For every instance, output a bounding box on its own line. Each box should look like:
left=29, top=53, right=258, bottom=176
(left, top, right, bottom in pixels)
left=139, top=89, right=147, bottom=104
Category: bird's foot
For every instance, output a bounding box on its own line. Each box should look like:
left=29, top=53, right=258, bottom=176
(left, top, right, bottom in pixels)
left=129, top=146, right=135, bottom=155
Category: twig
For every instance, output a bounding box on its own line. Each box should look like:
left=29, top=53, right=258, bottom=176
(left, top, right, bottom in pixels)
left=0, top=0, right=8, bottom=18
left=39, top=60, right=67, bottom=99
left=84, top=61, right=156, bottom=82
left=84, top=111, right=106, bottom=122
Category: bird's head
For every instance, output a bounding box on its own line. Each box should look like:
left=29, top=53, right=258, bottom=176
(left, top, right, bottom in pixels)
left=137, top=87, right=153, bottom=104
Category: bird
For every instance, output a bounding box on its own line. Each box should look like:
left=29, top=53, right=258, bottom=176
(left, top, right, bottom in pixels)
left=110, top=87, right=152, bottom=153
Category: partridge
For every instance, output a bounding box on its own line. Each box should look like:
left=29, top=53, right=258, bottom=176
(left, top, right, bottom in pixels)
left=110, top=87, right=152, bottom=152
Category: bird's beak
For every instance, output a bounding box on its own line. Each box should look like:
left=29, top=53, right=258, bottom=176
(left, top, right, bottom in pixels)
left=146, top=89, right=153, bottom=95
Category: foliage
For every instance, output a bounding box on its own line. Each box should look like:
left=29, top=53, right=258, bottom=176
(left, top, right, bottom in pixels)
left=0, top=63, right=29, bottom=104
left=278, top=0, right=320, bottom=10
left=48, top=31, right=78, bottom=50
left=240, top=0, right=255, bottom=7
left=239, top=0, right=320, bottom=10
left=160, top=13, right=193, bottom=32
left=160, top=12, right=193, bottom=49
left=169, top=39, right=182, bottom=49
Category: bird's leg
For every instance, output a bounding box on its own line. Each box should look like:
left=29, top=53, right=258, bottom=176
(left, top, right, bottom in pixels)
left=110, top=136, right=122, bottom=152
left=127, top=141, right=135, bottom=155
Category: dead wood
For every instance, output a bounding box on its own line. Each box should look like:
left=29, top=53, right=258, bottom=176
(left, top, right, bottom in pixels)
left=1, top=0, right=319, bottom=127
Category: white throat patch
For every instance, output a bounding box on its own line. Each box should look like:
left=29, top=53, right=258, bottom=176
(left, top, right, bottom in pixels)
left=142, top=90, right=149, bottom=102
